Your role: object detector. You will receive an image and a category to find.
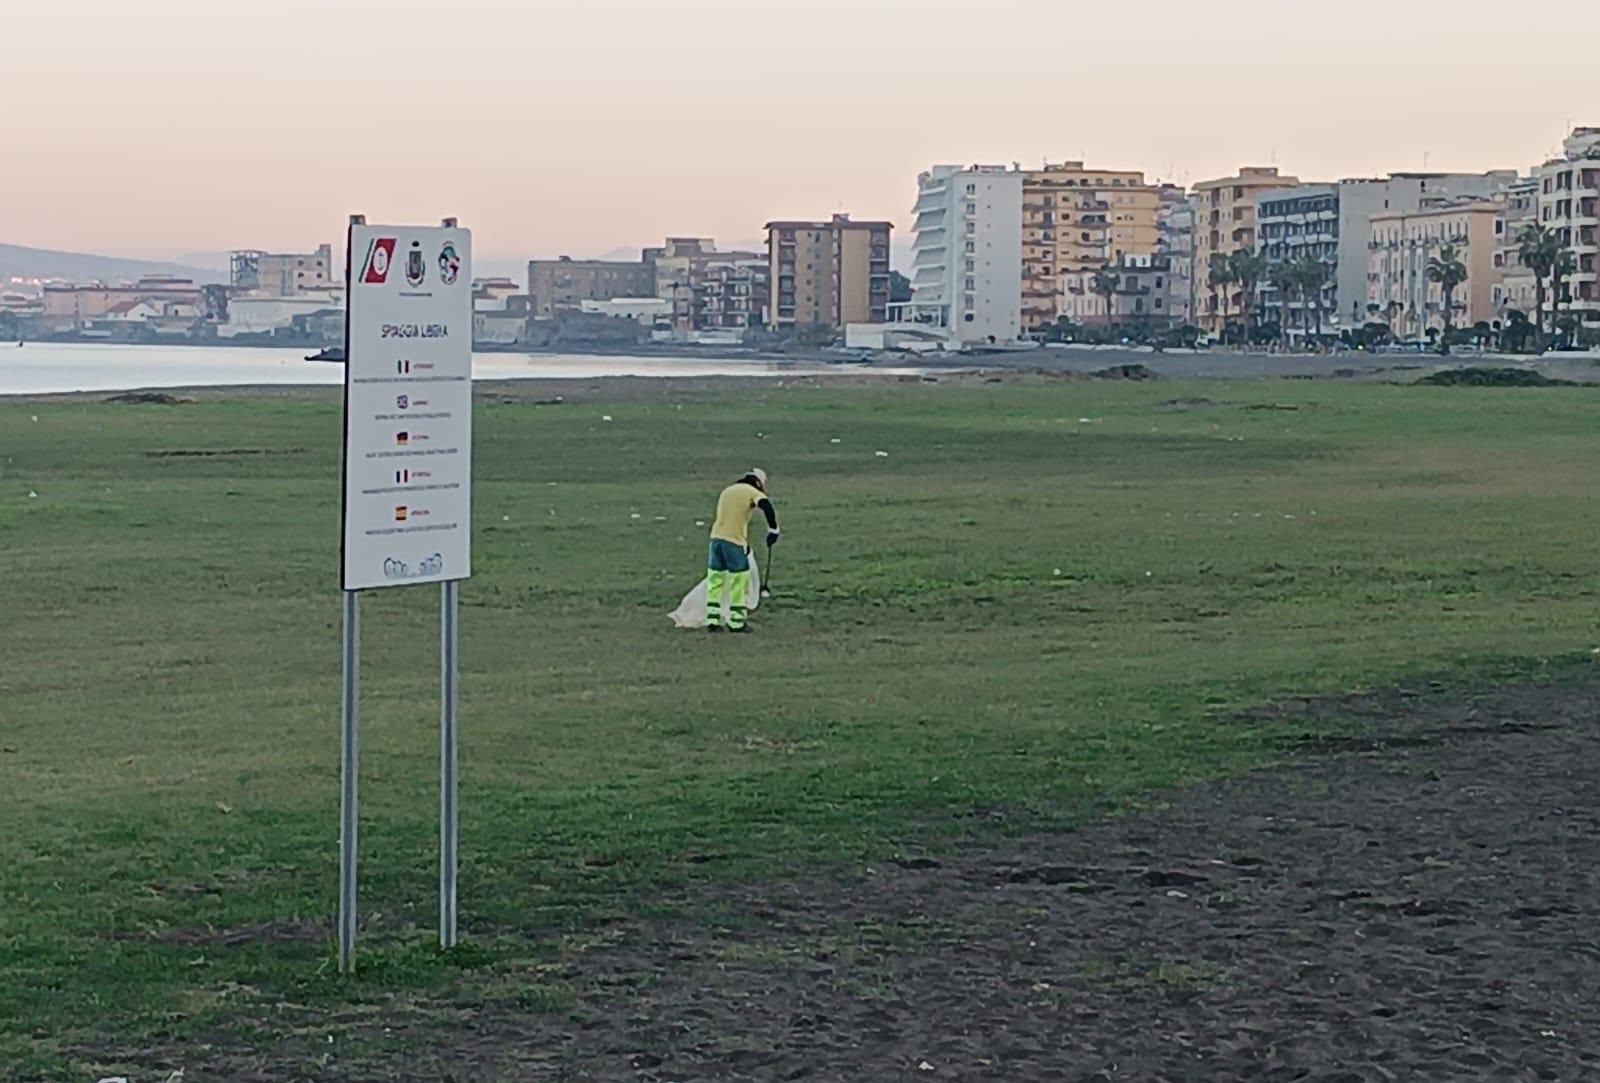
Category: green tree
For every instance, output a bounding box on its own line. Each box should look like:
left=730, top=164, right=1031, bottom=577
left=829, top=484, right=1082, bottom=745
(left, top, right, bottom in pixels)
left=1206, top=252, right=1234, bottom=340
left=1517, top=225, right=1561, bottom=353
left=1267, top=262, right=1298, bottom=349
left=1290, top=256, right=1330, bottom=345
left=1551, top=249, right=1577, bottom=346
left=1425, top=244, right=1469, bottom=355
left=1091, top=264, right=1121, bottom=328
left=1227, top=249, right=1267, bottom=342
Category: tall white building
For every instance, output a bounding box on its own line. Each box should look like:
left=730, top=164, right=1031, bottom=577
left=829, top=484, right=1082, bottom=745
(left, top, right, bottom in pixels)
left=1534, top=127, right=1600, bottom=329
left=908, top=165, right=1023, bottom=346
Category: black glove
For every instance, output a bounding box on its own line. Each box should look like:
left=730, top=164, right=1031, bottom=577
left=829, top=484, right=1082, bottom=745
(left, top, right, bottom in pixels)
left=766, top=530, right=780, bottom=548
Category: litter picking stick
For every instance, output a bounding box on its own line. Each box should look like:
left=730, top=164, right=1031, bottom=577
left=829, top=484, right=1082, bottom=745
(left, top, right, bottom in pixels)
left=761, top=542, right=774, bottom=599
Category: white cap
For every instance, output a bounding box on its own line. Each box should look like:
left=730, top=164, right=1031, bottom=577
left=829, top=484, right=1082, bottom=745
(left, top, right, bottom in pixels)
left=748, top=467, right=768, bottom=489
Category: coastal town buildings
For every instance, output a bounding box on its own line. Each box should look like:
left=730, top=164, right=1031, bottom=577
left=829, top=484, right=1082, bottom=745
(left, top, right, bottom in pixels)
left=1368, top=200, right=1503, bottom=338
left=230, top=245, right=334, bottom=297
left=1059, top=253, right=1176, bottom=329
left=646, top=238, right=768, bottom=334
left=1192, top=166, right=1300, bottom=333
left=526, top=257, right=656, bottom=319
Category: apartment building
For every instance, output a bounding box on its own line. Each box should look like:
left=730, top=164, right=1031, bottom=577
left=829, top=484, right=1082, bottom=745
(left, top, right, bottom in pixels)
left=645, top=238, right=768, bottom=332
left=1255, top=184, right=1338, bottom=342
left=1368, top=201, right=1503, bottom=339
left=1494, top=178, right=1540, bottom=320
left=526, top=256, right=657, bottom=319
left=1020, top=162, right=1160, bottom=329
left=764, top=215, right=892, bottom=331
left=1192, top=167, right=1300, bottom=333
left=1255, top=173, right=1519, bottom=341
left=1059, top=253, right=1177, bottom=328
left=908, top=165, right=1023, bottom=345
left=1533, top=127, right=1600, bottom=327
left=1155, top=185, right=1196, bottom=327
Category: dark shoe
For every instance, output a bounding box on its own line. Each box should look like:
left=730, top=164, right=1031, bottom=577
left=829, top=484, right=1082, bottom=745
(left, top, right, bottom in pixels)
left=728, top=625, right=751, bottom=634
left=706, top=624, right=725, bottom=633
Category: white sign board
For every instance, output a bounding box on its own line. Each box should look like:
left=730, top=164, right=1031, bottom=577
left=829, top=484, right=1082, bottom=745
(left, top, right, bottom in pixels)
left=341, top=223, right=473, bottom=591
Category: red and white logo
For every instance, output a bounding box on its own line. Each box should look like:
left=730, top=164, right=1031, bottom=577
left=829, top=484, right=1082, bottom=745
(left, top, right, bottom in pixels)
left=361, top=237, right=397, bottom=284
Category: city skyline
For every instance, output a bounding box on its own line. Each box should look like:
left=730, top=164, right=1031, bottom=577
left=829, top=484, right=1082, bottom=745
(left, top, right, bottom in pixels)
left=5, top=0, right=1598, bottom=261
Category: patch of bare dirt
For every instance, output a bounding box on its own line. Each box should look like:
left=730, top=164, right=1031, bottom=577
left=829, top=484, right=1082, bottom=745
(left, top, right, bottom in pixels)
left=111, top=678, right=1600, bottom=1081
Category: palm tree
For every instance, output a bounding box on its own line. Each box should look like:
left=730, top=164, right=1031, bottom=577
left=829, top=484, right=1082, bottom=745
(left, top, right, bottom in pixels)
left=1425, top=244, right=1469, bottom=355
left=1090, top=264, right=1120, bottom=328
left=1551, top=248, right=1577, bottom=347
left=1291, top=256, right=1330, bottom=347
left=1268, top=263, right=1298, bottom=349
left=1517, top=225, right=1561, bottom=353
left=1228, top=249, right=1267, bottom=343
left=1206, top=252, right=1233, bottom=341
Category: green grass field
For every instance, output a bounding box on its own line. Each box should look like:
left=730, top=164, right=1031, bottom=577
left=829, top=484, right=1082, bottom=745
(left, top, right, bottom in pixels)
left=3, top=376, right=1598, bottom=1075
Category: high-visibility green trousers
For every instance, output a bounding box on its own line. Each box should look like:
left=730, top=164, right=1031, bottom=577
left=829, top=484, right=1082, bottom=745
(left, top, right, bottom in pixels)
left=707, top=540, right=751, bottom=629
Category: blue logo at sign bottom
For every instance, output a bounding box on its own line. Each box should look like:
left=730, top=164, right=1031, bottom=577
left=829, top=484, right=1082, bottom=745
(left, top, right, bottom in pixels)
left=384, top=554, right=444, bottom=581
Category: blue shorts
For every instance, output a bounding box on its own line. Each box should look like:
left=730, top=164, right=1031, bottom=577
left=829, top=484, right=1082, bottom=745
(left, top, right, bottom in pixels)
left=708, top=539, right=751, bottom=573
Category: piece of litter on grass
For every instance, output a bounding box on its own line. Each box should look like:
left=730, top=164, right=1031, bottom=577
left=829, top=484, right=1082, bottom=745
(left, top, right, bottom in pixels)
left=502, top=515, right=510, bottom=522
left=602, top=415, right=613, bottom=422
left=1166, top=889, right=1189, bottom=899
left=1145, top=570, right=1152, bottom=577
left=630, top=513, right=641, bottom=520
left=95, top=1078, right=128, bottom=1083
left=875, top=450, right=889, bottom=457
left=918, top=1062, right=936, bottom=1072
left=1053, top=568, right=1063, bottom=577
left=830, top=437, right=842, bottom=444
left=654, top=516, right=667, bottom=522
left=695, top=520, right=706, bottom=527
left=31, top=415, right=39, bottom=422
left=28, top=490, right=38, bottom=499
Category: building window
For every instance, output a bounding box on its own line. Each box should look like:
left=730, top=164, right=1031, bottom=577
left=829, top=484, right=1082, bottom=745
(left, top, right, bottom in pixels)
left=966, top=203, right=976, bottom=215
left=965, top=184, right=975, bottom=195
left=965, top=242, right=975, bottom=253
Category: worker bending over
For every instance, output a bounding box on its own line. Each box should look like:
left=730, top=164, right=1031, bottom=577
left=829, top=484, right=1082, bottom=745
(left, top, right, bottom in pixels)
left=707, top=468, right=778, bottom=633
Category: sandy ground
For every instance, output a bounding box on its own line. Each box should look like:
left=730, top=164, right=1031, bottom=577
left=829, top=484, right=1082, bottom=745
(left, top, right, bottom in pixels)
left=153, top=675, right=1600, bottom=1082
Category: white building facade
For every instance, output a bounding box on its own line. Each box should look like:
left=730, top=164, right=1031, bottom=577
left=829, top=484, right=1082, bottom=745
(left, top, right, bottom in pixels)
left=1534, top=127, right=1600, bottom=329
left=908, top=165, right=1023, bottom=346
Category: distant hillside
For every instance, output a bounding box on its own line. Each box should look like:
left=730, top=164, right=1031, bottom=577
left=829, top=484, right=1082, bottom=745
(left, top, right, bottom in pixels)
left=0, top=243, right=226, bottom=285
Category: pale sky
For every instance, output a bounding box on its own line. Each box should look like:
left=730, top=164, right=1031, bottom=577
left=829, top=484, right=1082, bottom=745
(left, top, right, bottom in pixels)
left=5, top=0, right=1597, bottom=263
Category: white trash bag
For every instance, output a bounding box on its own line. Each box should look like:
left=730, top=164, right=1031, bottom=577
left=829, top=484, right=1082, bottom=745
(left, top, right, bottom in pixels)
left=670, top=556, right=760, bottom=629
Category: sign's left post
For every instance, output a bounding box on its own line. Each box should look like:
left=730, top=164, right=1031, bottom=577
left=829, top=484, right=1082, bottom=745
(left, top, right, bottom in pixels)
left=338, top=214, right=474, bottom=973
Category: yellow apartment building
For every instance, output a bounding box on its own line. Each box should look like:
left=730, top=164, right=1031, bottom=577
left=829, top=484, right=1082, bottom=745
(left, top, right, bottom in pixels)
left=765, top=214, right=892, bottom=331
left=1020, top=162, right=1159, bottom=329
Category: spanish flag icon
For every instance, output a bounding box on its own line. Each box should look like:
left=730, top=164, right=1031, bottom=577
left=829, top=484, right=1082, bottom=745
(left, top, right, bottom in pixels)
left=394, top=506, right=409, bottom=522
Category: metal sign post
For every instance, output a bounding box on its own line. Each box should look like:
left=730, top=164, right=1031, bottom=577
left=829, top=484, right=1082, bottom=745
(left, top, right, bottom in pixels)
left=338, top=589, right=360, bottom=974
left=337, top=214, right=473, bottom=973
left=439, top=578, right=460, bottom=948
